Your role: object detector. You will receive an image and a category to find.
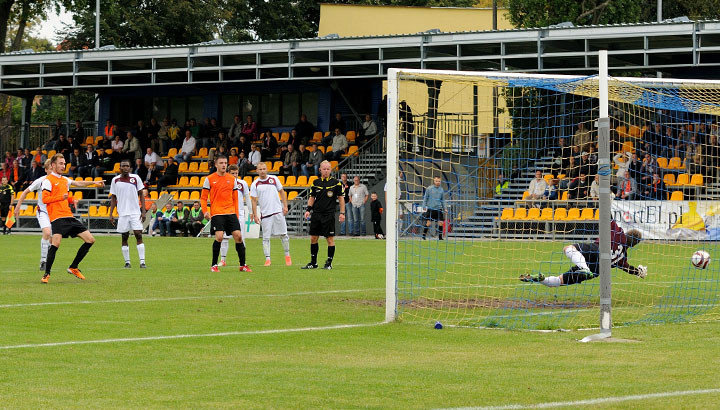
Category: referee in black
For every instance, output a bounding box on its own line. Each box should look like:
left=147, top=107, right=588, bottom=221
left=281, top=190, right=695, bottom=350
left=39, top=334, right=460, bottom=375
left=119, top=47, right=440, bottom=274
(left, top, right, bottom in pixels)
left=302, top=160, right=345, bottom=269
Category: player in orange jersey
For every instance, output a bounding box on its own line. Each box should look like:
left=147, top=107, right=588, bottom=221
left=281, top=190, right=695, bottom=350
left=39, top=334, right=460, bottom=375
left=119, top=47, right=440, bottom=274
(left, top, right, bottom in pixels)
left=201, top=155, right=250, bottom=273
left=41, top=153, right=105, bottom=283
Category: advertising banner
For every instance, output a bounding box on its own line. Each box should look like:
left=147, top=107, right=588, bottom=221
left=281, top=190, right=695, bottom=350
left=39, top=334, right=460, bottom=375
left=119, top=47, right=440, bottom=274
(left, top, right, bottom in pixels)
left=612, top=200, right=720, bottom=240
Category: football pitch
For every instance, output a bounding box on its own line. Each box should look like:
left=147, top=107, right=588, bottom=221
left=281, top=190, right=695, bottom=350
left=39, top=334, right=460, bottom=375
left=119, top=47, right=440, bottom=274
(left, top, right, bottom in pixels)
left=2, top=235, right=720, bottom=408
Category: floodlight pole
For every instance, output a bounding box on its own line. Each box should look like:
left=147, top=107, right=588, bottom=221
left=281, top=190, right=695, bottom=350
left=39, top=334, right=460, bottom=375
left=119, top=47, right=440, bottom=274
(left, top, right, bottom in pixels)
left=95, top=0, right=100, bottom=48
left=385, top=69, right=399, bottom=323
left=581, top=50, right=611, bottom=342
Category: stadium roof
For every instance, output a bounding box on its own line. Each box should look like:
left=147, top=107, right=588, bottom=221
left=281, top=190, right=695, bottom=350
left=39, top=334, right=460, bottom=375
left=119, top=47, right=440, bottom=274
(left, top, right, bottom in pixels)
left=2, top=19, right=720, bottom=95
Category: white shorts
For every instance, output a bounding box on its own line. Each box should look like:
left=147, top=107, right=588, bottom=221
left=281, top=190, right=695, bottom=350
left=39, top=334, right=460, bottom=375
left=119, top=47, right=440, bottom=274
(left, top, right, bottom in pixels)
left=36, top=210, right=51, bottom=230
left=117, top=214, right=144, bottom=233
left=260, top=213, right=287, bottom=239
left=223, top=212, right=246, bottom=239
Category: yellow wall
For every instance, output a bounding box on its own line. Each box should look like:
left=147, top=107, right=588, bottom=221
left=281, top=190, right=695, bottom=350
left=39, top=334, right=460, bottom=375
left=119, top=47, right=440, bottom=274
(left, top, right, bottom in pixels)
left=318, top=4, right=513, bottom=37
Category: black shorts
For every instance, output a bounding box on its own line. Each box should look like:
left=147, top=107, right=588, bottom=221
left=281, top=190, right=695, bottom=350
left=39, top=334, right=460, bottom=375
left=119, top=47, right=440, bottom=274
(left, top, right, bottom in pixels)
left=424, top=209, right=444, bottom=222
left=574, top=242, right=599, bottom=274
left=211, top=214, right=241, bottom=236
left=51, top=217, right=88, bottom=238
left=0, top=203, right=9, bottom=218
left=309, top=212, right=336, bottom=237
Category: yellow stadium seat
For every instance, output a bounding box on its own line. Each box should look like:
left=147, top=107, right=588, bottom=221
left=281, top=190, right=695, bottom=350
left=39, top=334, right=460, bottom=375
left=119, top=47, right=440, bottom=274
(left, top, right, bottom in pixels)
left=189, top=176, right=200, bottom=187
left=199, top=177, right=206, bottom=188
left=500, top=208, right=514, bottom=220
left=27, top=191, right=36, bottom=200
left=105, top=162, right=120, bottom=174
left=560, top=191, right=569, bottom=201
left=670, top=190, right=684, bottom=201
left=675, top=173, right=690, bottom=186
left=171, top=191, right=179, bottom=200
left=190, top=191, right=200, bottom=200
left=178, top=162, right=189, bottom=173
left=318, top=146, right=326, bottom=154
left=557, top=173, right=566, bottom=180
left=112, top=208, right=118, bottom=217
left=539, top=208, right=554, bottom=220
left=620, top=140, right=634, bottom=154
left=47, top=150, right=56, bottom=158
left=197, top=147, right=208, bottom=158
left=553, top=207, right=568, bottom=221
left=312, top=131, right=323, bottom=142
left=280, top=132, right=290, bottom=142
left=656, top=157, right=668, bottom=169
left=526, top=207, right=541, bottom=220
left=345, top=146, right=359, bottom=156
left=105, top=149, right=113, bottom=155
left=668, top=157, right=683, bottom=170
left=271, top=161, right=282, bottom=172
left=330, top=161, right=338, bottom=170
left=179, top=191, right=190, bottom=200
left=594, top=209, right=600, bottom=220
left=276, top=176, right=285, bottom=185
left=88, top=206, right=99, bottom=217
left=513, top=208, right=528, bottom=220
left=287, top=191, right=298, bottom=200
left=616, top=125, right=629, bottom=138
left=629, top=125, right=642, bottom=138
left=521, top=191, right=530, bottom=200
left=346, top=130, right=356, bottom=142
left=150, top=191, right=159, bottom=200
left=94, top=136, right=103, bottom=145
left=243, top=176, right=253, bottom=186
left=187, top=162, right=199, bottom=173
left=164, top=148, right=178, bottom=159
left=663, top=173, right=675, bottom=186
left=690, top=174, right=704, bottom=186
left=176, top=176, right=189, bottom=187
left=285, top=176, right=297, bottom=186
left=308, top=176, right=318, bottom=186
left=98, top=206, right=108, bottom=217
left=580, top=208, right=594, bottom=220
left=199, top=162, right=209, bottom=173
left=296, top=176, right=308, bottom=186
left=73, top=191, right=83, bottom=201
left=94, top=177, right=103, bottom=182
left=543, top=174, right=554, bottom=184
left=566, top=208, right=581, bottom=220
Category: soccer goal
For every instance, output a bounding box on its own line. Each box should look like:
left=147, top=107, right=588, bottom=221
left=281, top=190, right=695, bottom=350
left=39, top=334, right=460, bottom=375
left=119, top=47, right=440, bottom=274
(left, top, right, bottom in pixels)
left=386, top=60, right=720, bottom=332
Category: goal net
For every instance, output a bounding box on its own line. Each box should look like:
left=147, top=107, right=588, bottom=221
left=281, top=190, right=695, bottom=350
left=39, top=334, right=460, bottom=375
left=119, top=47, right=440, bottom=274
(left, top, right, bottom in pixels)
left=386, top=68, right=720, bottom=330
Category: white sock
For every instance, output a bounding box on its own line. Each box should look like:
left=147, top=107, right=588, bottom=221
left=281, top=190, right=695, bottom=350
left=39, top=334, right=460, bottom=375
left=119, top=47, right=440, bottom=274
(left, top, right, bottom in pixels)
left=262, top=238, right=271, bottom=259
left=40, top=239, right=50, bottom=262
left=541, top=276, right=562, bottom=287
left=281, top=234, right=290, bottom=256
left=220, top=238, right=229, bottom=260
left=565, top=246, right=589, bottom=271
left=121, top=246, right=130, bottom=264
left=137, top=243, right=145, bottom=263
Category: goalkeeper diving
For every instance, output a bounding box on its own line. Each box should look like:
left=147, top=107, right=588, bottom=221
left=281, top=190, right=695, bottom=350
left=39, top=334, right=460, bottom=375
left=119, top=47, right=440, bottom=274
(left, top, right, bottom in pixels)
left=520, top=220, right=647, bottom=287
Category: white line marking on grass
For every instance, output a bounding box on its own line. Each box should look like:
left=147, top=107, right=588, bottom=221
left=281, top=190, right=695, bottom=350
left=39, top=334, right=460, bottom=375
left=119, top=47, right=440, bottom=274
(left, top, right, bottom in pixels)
left=447, top=387, right=720, bottom=409
left=0, top=288, right=386, bottom=309
left=0, top=322, right=384, bottom=350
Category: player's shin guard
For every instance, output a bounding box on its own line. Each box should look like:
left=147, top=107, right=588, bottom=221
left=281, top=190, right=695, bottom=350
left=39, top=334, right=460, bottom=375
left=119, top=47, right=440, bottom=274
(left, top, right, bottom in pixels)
left=328, top=245, right=335, bottom=261
left=121, top=246, right=130, bottom=263
left=40, top=238, right=50, bottom=262
left=235, top=242, right=246, bottom=266
left=220, top=238, right=229, bottom=260
left=281, top=234, right=290, bottom=256
left=212, top=240, right=221, bottom=266
left=310, top=243, right=319, bottom=264
left=561, top=269, right=596, bottom=285
left=69, top=242, right=93, bottom=269
left=262, top=239, right=271, bottom=258
left=45, top=245, right=58, bottom=274
left=136, top=243, right=145, bottom=264
left=540, top=276, right=562, bottom=287
left=564, top=245, right=589, bottom=271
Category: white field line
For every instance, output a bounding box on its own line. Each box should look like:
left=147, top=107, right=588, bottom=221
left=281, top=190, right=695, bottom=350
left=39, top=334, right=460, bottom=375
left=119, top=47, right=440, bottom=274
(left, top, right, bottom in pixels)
left=447, top=387, right=720, bottom=410
left=0, top=322, right=384, bottom=350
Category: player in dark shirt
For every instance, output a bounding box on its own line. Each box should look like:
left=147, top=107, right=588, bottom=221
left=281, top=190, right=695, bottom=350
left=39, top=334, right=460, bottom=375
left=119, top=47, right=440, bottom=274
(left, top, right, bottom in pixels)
left=302, top=160, right=345, bottom=270
left=520, top=220, right=646, bottom=286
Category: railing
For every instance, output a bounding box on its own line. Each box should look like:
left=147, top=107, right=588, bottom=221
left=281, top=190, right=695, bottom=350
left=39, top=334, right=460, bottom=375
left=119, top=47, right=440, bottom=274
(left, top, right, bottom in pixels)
left=410, top=113, right=476, bottom=154
left=0, top=122, right=99, bottom=155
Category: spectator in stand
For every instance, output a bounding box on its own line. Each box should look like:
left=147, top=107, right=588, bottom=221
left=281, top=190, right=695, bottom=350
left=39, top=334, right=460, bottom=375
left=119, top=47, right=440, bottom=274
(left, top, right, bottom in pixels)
left=133, top=158, right=148, bottom=182
left=685, top=134, right=703, bottom=175
left=639, top=153, right=658, bottom=193
left=144, top=162, right=160, bottom=187
left=0, top=176, right=13, bottom=234
left=0, top=162, right=11, bottom=182
left=144, top=147, right=161, bottom=167
left=280, top=144, right=300, bottom=177
left=3, top=151, right=13, bottom=170
left=70, top=120, right=85, bottom=143
left=348, top=176, right=369, bottom=236
left=325, top=128, right=348, bottom=161
left=659, top=126, right=674, bottom=159
left=240, top=144, right=261, bottom=178
left=303, top=142, right=323, bottom=177
left=209, top=132, right=230, bottom=163
left=10, top=160, right=23, bottom=191
left=51, top=118, right=66, bottom=145
left=329, top=112, right=346, bottom=134
left=122, top=131, right=143, bottom=161
left=156, top=158, right=179, bottom=192
left=360, top=114, right=377, bottom=145
left=14, top=149, right=26, bottom=171
left=201, top=117, right=221, bottom=149
left=706, top=134, right=720, bottom=184
left=135, top=120, right=149, bottom=150
left=527, top=170, right=548, bottom=200
left=338, top=173, right=351, bottom=235
left=370, top=192, right=383, bottom=239
left=589, top=174, right=600, bottom=199
left=174, top=130, right=196, bottom=163
left=237, top=134, right=252, bottom=157
left=260, top=131, right=278, bottom=161
left=110, top=134, right=124, bottom=163
left=228, top=147, right=239, bottom=165
left=616, top=173, right=637, bottom=200
left=189, top=118, right=200, bottom=139
left=171, top=201, right=190, bottom=236
left=229, top=115, right=242, bottom=144
left=627, top=152, right=641, bottom=182
left=158, top=118, right=170, bottom=154
left=287, top=129, right=300, bottom=150
left=297, top=144, right=310, bottom=177
left=67, top=135, right=81, bottom=154
left=613, top=151, right=632, bottom=180
left=544, top=178, right=558, bottom=200
left=552, top=137, right=571, bottom=175
left=79, top=144, right=99, bottom=178
left=23, top=160, right=44, bottom=190
left=104, top=120, right=116, bottom=140
left=148, top=203, right=160, bottom=236
left=21, top=148, right=32, bottom=169
left=187, top=201, right=206, bottom=236
left=579, top=151, right=596, bottom=176
left=573, top=122, right=592, bottom=152
left=568, top=172, right=589, bottom=200
left=55, top=134, right=71, bottom=158
left=68, top=148, right=82, bottom=178
left=168, top=119, right=181, bottom=149
left=643, top=173, right=666, bottom=200
left=157, top=203, right=175, bottom=236
left=241, top=115, right=258, bottom=141
left=148, top=118, right=161, bottom=154
left=695, top=123, right=708, bottom=146
left=294, top=114, right=315, bottom=146
left=494, top=173, right=509, bottom=196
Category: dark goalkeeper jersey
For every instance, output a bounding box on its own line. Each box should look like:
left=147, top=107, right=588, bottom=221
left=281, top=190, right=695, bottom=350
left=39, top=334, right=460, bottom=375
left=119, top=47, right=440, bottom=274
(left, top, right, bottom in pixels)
left=309, top=177, right=344, bottom=214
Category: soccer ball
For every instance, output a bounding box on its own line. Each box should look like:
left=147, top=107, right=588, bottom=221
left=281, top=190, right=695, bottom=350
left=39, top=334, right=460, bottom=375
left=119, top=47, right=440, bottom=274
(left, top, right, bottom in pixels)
left=691, top=250, right=710, bottom=269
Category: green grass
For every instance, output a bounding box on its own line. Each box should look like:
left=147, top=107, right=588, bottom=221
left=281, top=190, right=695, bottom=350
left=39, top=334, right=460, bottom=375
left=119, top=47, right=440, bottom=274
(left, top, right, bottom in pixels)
left=1, top=235, right=720, bottom=408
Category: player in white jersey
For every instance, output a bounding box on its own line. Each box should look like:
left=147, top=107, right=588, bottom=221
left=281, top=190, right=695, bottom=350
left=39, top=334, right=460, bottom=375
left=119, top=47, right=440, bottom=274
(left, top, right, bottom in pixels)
left=219, top=164, right=252, bottom=266
left=250, top=161, right=291, bottom=266
left=14, top=159, right=53, bottom=270
left=109, top=159, right=147, bottom=268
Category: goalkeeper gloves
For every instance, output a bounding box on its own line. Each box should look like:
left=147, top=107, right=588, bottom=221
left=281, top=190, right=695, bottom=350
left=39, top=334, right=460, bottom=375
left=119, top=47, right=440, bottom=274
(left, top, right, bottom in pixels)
left=637, top=264, right=647, bottom=279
